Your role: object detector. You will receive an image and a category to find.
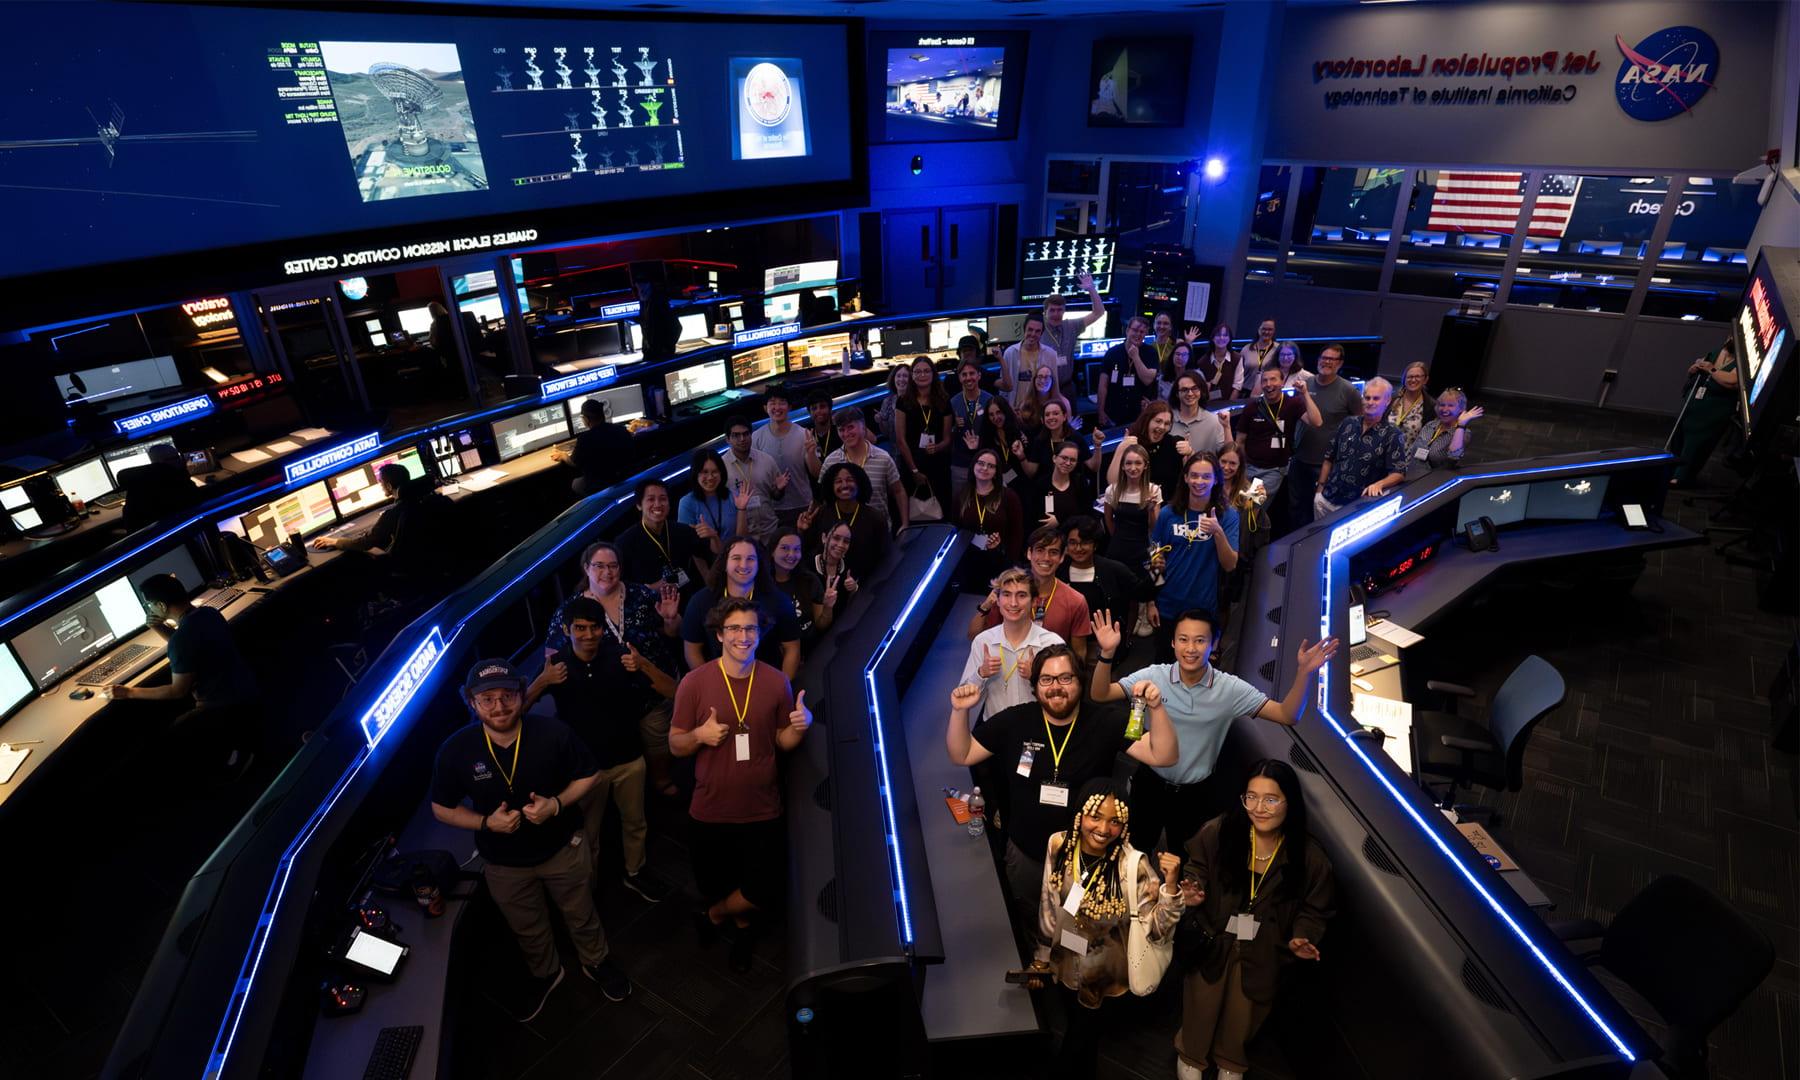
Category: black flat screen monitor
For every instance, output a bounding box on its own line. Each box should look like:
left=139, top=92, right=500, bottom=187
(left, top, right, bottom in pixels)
left=238, top=481, right=338, bottom=549
left=102, top=436, right=178, bottom=484
left=53, top=458, right=116, bottom=505
left=568, top=385, right=646, bottom=430
left=490, top=406, right=570, bottom=462
left=1455, top=483, right=1529, bottom=530
left=130, top=544, right=206, bottom=598
left=872, top=31, right=1026, bottom=143
left=1019, top=235, right=1116, bottom=302
left=986, top=313, right=1029, bottom=343
left=1086, top=37, right=1192, bottom=128
left=0, top=644, right=33, bottom=720
left=1526, top=475, right=1609, bottom=521
left=665, top=359, right=728, bottom=406
left=10, top=577, right=148, bottom=690
left=787, top=332, right=849, bottom=372
left=1737, top=248, right=1796, bottom=439
left=328, top=447, right=426, bottom=517
left=427, top=429, right=485, bottom=478
left=885, top=325, right=928, bottom=356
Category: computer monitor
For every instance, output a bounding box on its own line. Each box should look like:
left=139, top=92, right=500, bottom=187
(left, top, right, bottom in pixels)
left=102, top=436, right=177, bottom=484
left=927, top=320, right=955, bottom=351
left=328, top=447, right=426, bottom=517
left=490, top=406, right=570, bottom=462
left=1455, top=484, right=1529, bottom=530
left=427, top=429, right=485, bottom=478
left=731, top=345, right=787, bottom=388
left=396, top=306, right=436, bottom=337
left=53, top=458, right=115, bottom=505
left=130, top=544, right=206, bottom=599
left=986, top=313, right=1028, bottom=342
left=1079, top=316, right=1112, bottom=341
left=886, top=325, right=929, bottom=356
left=0, top=485, right=30, bottom=513
left=0, top=644, right=33, bottom=720
left=787, top=332, right=850, bottom=372
left=459, top=295, right=504, bottom=324
left=763, top=293, right=801, bottom=323
left=10, top=577, right=148, bottom=690
left=584, top=322, right=624, bottom=358
left=238, top=481, right=337, bottom=550
left=676, top=313, right=710, bottom=343
left=453, top=269, right=497, bottom=295
left=764, top=260, right=837, bottom=294
left=1526, top=475, right=1610, bottom=521
left=664, top=359, right=729, bottom=406
left=568, top=385, right=647, bottom=431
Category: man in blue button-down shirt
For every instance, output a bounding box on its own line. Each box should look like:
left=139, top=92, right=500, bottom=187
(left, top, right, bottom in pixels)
left=1089, top=608, right=1338, bottom=852
left=1316, top=377, right=1407, bottom=518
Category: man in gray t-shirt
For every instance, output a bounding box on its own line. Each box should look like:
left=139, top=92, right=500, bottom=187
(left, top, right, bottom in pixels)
left=1286, top=344, right=1363, bottom=528
left=751, top=387, right=817, bottom=531
left=724, top=418, right=785, bottom=545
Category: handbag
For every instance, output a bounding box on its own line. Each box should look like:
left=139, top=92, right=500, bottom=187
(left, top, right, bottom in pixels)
left=1123, top=846, right=1176, bottom=996
left=908, top=478, right=944, bottom=523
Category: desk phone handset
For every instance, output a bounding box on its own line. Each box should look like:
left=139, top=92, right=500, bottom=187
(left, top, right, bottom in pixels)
left=1461, top=516, right=1498, bottom=553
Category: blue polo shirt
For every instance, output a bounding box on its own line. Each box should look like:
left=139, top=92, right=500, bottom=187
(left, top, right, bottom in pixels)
left=1117, top=663, right=1269, bottom=785
left=1150, top=504, right=1241, bottom=618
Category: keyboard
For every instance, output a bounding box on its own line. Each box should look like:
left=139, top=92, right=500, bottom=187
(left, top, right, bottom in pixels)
left=1350, top=643, right=1384, bottom=663
left=361, top=1025, right=423, bottom=1080
left=92, top=492, right=126, bottom=509
left=202, top=587, right=245, bottom=609
left=76, top=643, right=155, bottom=686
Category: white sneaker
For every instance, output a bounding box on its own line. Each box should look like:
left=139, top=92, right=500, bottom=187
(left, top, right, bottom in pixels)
left=1175, top=1061, right=1203, bottom=1080
left=1217, top=1069, right=1245, bottom=1080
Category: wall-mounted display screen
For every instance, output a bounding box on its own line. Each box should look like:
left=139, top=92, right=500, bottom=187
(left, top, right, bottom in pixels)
left=1737, top=249, right=1794, bottom=437
left=764, top=260, right=836, bottom=294
left=1019, top=235, right=1116, bottom=302
left=0, top=3, right=858, bottom=284
left=872, top=31, right=1025, bottom=143
left=55, top=356, right=184, bottom=408
left=1087, top=37, right=1191, bottom=128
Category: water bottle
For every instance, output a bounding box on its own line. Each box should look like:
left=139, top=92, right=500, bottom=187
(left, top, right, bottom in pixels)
left=966, top=787, right=986, bottom=837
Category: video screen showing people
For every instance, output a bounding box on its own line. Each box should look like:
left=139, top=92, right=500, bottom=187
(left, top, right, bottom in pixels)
left=885, top=45, right=1004, bottom=139
left=318, top=41, right=489, bottom=203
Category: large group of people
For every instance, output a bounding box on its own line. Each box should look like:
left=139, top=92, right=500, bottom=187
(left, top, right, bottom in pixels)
left=425, top=286, right=1481, bottom=1073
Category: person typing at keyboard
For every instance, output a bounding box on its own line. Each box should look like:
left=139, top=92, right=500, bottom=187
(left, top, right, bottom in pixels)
left=106, top=573, right=259, bottom=782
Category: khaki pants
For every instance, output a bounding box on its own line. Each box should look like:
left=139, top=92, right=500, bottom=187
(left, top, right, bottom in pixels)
left=1178, top=954, right=1270, bottom=1074
left=582, top=756, right=648, bottom=876
left=483, top=839, right=609, bottom=979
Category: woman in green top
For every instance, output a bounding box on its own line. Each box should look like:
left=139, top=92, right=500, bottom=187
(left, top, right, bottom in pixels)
left=1669, top=341, right=1739, bottom=488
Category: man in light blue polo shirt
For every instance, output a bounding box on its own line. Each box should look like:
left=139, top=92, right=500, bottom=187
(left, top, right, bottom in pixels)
left=1089, top=607, right=1338, bottom=851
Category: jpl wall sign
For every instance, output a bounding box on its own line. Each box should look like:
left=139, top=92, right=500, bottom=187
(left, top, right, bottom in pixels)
left=1267, top=1, right=1774, bottom=171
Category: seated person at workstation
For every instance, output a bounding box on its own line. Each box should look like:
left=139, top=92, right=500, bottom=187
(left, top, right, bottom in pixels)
left=1314, top=376, right=1407, bottom=519
left=679, top=536, right=801, bottom=681
left=311, top=468, right=457, bottom=588
left=549, top=397, right=634, bottom=495
left=117, top=442, right=202, bottom=533
left=105, top=573, right=259, bottom=779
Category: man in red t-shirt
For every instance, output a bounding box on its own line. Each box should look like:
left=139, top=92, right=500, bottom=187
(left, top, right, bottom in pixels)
left=967, top=524, right=1094, bottom=660
left=669, top=597, right=811, bottom=971
left=1239, top=365, right=1322, bottom=503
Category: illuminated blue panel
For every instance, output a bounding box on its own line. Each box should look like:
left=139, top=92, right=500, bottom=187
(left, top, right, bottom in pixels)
left=732, top=321, right=801, bottom=348
left=861, top=532, right=957, bottom=948
left=541, top=365, right=618, bottom=402
left=282, top=432, right=381, bottom=486
left=1312, top=456, right=1665, bottom=1062
left=359, top=628, right=448, bottom=748
left=600, top=300, right=641, bottom=319
left=112, top=394, right=215, bottom=438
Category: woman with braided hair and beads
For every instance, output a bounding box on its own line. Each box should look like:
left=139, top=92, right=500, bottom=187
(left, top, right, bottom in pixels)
left=1174, top=759, right=1336, bottom=1080
left=1021, top=777, right=1185, bottom=1079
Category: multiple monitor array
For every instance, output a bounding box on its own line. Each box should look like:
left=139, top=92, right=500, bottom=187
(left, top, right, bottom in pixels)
left=0, top=435, right=188, bottom=537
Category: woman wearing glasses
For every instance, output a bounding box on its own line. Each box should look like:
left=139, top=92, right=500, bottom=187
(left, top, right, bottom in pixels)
left=1387, top=361, right=1437, bottom=448
left=1168, top=371, right=1231, bottom=459
left=1175, top=759, right=1336, bottom=1080
left=1405, top=386, right=1483, bottom=479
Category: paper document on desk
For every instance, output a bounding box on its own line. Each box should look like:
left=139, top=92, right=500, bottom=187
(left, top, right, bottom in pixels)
left=1456, top=823, right=1519, bottom=871
left=0, top=743, right=30, bottom=785
left=229, top=448, right=271, bottom=465
left=267, top=439, right=302, bottom=454
left=458, top=468, right=508, bottom=492
left=1368, top=620, right=1424, bottom=649
left=292, top=427, right=332, bottom=441
left=1351, top=694, right=1413, bottom=773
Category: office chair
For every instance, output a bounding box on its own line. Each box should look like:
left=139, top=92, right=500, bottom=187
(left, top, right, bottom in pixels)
left=1548, top=875, right=1774, bottom=1078
left=1413, top=654, right=1565, bottom=824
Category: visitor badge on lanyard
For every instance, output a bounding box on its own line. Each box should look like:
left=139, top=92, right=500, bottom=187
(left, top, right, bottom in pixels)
left=1694, top=385, right=1707, bottom=399
left=921, top=433, right=936, bottom=448
left=1121, top=374, right=1135, bottom=387
left=1226, top=913, right=1259, bottom=941
left=734, top=733, right=751, bottom=762
left=1060, top=928, right=1089, bottom=955
left=1040, top=783, right=1069, bottom=807
left=1270, top=436, right=1283, bottom=450
left=1016, top=745, right=1036, bottom=777
left=1045, top=494, right=1057, bottom=514
left=1063, top=879, right=1086, bottom=916
left=1414, top=446, right=1431, bottom=461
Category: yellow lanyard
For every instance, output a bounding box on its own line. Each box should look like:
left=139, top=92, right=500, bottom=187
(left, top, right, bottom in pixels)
left=1185, top=512, right=1201, bottom=543
left=835, top=502, right=859, bottom=528
left=484, top=725, right=522, bottom=790
left=1034, top=578, right=1057, bottom=621
left=973, top=490, right=994, bottom=529
left=644, top=523, right=674, bottom=567
left=1263, top=396, right=1283, bottom=428
left=920, top=403, right=934, bottom=434
left=817, top=425, right=832, bottom=457
left=1043, top=712, right=1078, bottom=781
left=1248, top=827, right=1283, bottom=904
left=721, top=664, right=756, bottom=732
left=1425, top=424, right=1449, bottom=446
left=1000, top=642, right=1025, bottom=682
left=1396, top=398, right=1423, bottom=426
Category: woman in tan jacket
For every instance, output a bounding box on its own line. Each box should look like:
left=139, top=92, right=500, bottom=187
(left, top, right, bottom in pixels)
left=1176, top=759, right=1336, bottom=1080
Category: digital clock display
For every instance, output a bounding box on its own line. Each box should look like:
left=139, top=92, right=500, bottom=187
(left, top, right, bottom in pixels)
left=1364, top=538, right=1439, bottom=596
left=212, top=371, right=287, bottom=409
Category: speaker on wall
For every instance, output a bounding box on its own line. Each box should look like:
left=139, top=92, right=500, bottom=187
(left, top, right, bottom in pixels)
left=857, top=211, right=882, bottom=308
left=995, top=204, right=1019, bottom=291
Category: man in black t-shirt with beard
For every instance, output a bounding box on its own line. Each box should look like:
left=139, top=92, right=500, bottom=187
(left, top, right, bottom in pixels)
left=431, top=658, right=631, bottom=1022
left=945, top=644, right=1177, bottom=913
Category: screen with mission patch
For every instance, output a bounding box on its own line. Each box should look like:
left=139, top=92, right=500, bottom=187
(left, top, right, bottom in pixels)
left=0, top=2, right=856, bottom=281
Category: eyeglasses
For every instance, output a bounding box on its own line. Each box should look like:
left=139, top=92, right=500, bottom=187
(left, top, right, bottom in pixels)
left=720, top=624, right=760, bottom=637
left=473, top=691, right=520, bottom=708
left=1240, top=793, right=1285, bottom=810
left=1179, top=386, right=1202, bottom=395
left=1037, top=673, right=1080, bottom=687
left=587, top=560, right=619, bottom=570
left=1055, top=455, right=1080, bottom=465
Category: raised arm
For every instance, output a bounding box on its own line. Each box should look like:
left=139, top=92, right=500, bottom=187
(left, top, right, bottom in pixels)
left=945, top=682, right=994, bottom=766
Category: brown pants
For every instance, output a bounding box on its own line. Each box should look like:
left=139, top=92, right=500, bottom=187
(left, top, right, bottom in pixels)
left=483, top=839, right=609, bottom=979
left=1178, top=954, right=1270, bottom=1073
left=582, top=756, right=647, bottom=876
left=640, top=702, right=674, bottom=788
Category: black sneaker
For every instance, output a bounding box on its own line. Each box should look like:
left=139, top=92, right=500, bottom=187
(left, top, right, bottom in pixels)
left=583, top=959, right=632, bottom=1002
left=621, top=872, right=668, bottom=903
left=728, top=930, right=755, bottom=974
left=516, top=967, right=564, bottom=1023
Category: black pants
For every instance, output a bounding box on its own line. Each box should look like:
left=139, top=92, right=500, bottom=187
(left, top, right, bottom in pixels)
left=1283, top=459, right=1321, bottom=534
left=1127, top=765, right=1218, bottom=854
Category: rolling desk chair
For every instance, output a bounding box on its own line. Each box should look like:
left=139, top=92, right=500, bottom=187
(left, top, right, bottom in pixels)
left=1548, top=875, right=1774, bottom=1078
left=1413, top=654, right=1566, bottom=823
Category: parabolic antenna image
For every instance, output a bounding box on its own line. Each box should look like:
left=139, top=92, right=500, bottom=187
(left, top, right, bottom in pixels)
left=320, top=40, right=488, bottom=203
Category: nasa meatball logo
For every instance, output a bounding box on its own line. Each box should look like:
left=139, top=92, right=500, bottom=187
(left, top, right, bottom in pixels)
left=743, top=62, right=793, bottom=127
left=1614, top=26, right=1718, bottom=121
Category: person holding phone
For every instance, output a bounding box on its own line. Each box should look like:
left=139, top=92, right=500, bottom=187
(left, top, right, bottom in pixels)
left=1175, top=760, right=1336, bottom=1080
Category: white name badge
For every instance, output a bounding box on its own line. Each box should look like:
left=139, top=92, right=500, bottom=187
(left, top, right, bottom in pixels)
left=1414, top=446, right=1431, bottom=461
left=1001, top=469, right=1019, bottom=486
left=1694, top=385, right=1707, bottom=399
left=674, top=569, right=691, bottom=589
left=1121, top=375, right=1135, bottom=387
left=1270, top=436, right=1284, bottom=450
left=1226, top=913, right=1260, bottom=941
left=1059, top=929, right=1089, bottom=955
left=734, top=733, right=751, bottom=762
left=1062, top=880, right=1086, bottom=915
left=1040, top=783, right=1069, bottom=807
left=1044, top=494, right=1057, bottom=514
left=920, top=434, right=936, bottom=448
left=971, top=533, right=991, bottom=551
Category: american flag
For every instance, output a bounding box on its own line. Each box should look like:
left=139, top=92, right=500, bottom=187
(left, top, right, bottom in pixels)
left=1426, top=172, right=1582, bottom=236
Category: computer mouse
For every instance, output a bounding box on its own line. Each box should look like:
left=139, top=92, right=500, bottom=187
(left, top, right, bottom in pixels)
left=69, top=687, right=95, bottom=701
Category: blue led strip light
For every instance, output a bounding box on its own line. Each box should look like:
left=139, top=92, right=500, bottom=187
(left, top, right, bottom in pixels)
left=860, top=532, right=958, bottom=948
left=1313, top=456, right=1666, bottom=1062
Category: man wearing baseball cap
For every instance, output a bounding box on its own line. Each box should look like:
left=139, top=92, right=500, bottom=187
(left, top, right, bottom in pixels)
left=431, top=657, right=630, bottom=1021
